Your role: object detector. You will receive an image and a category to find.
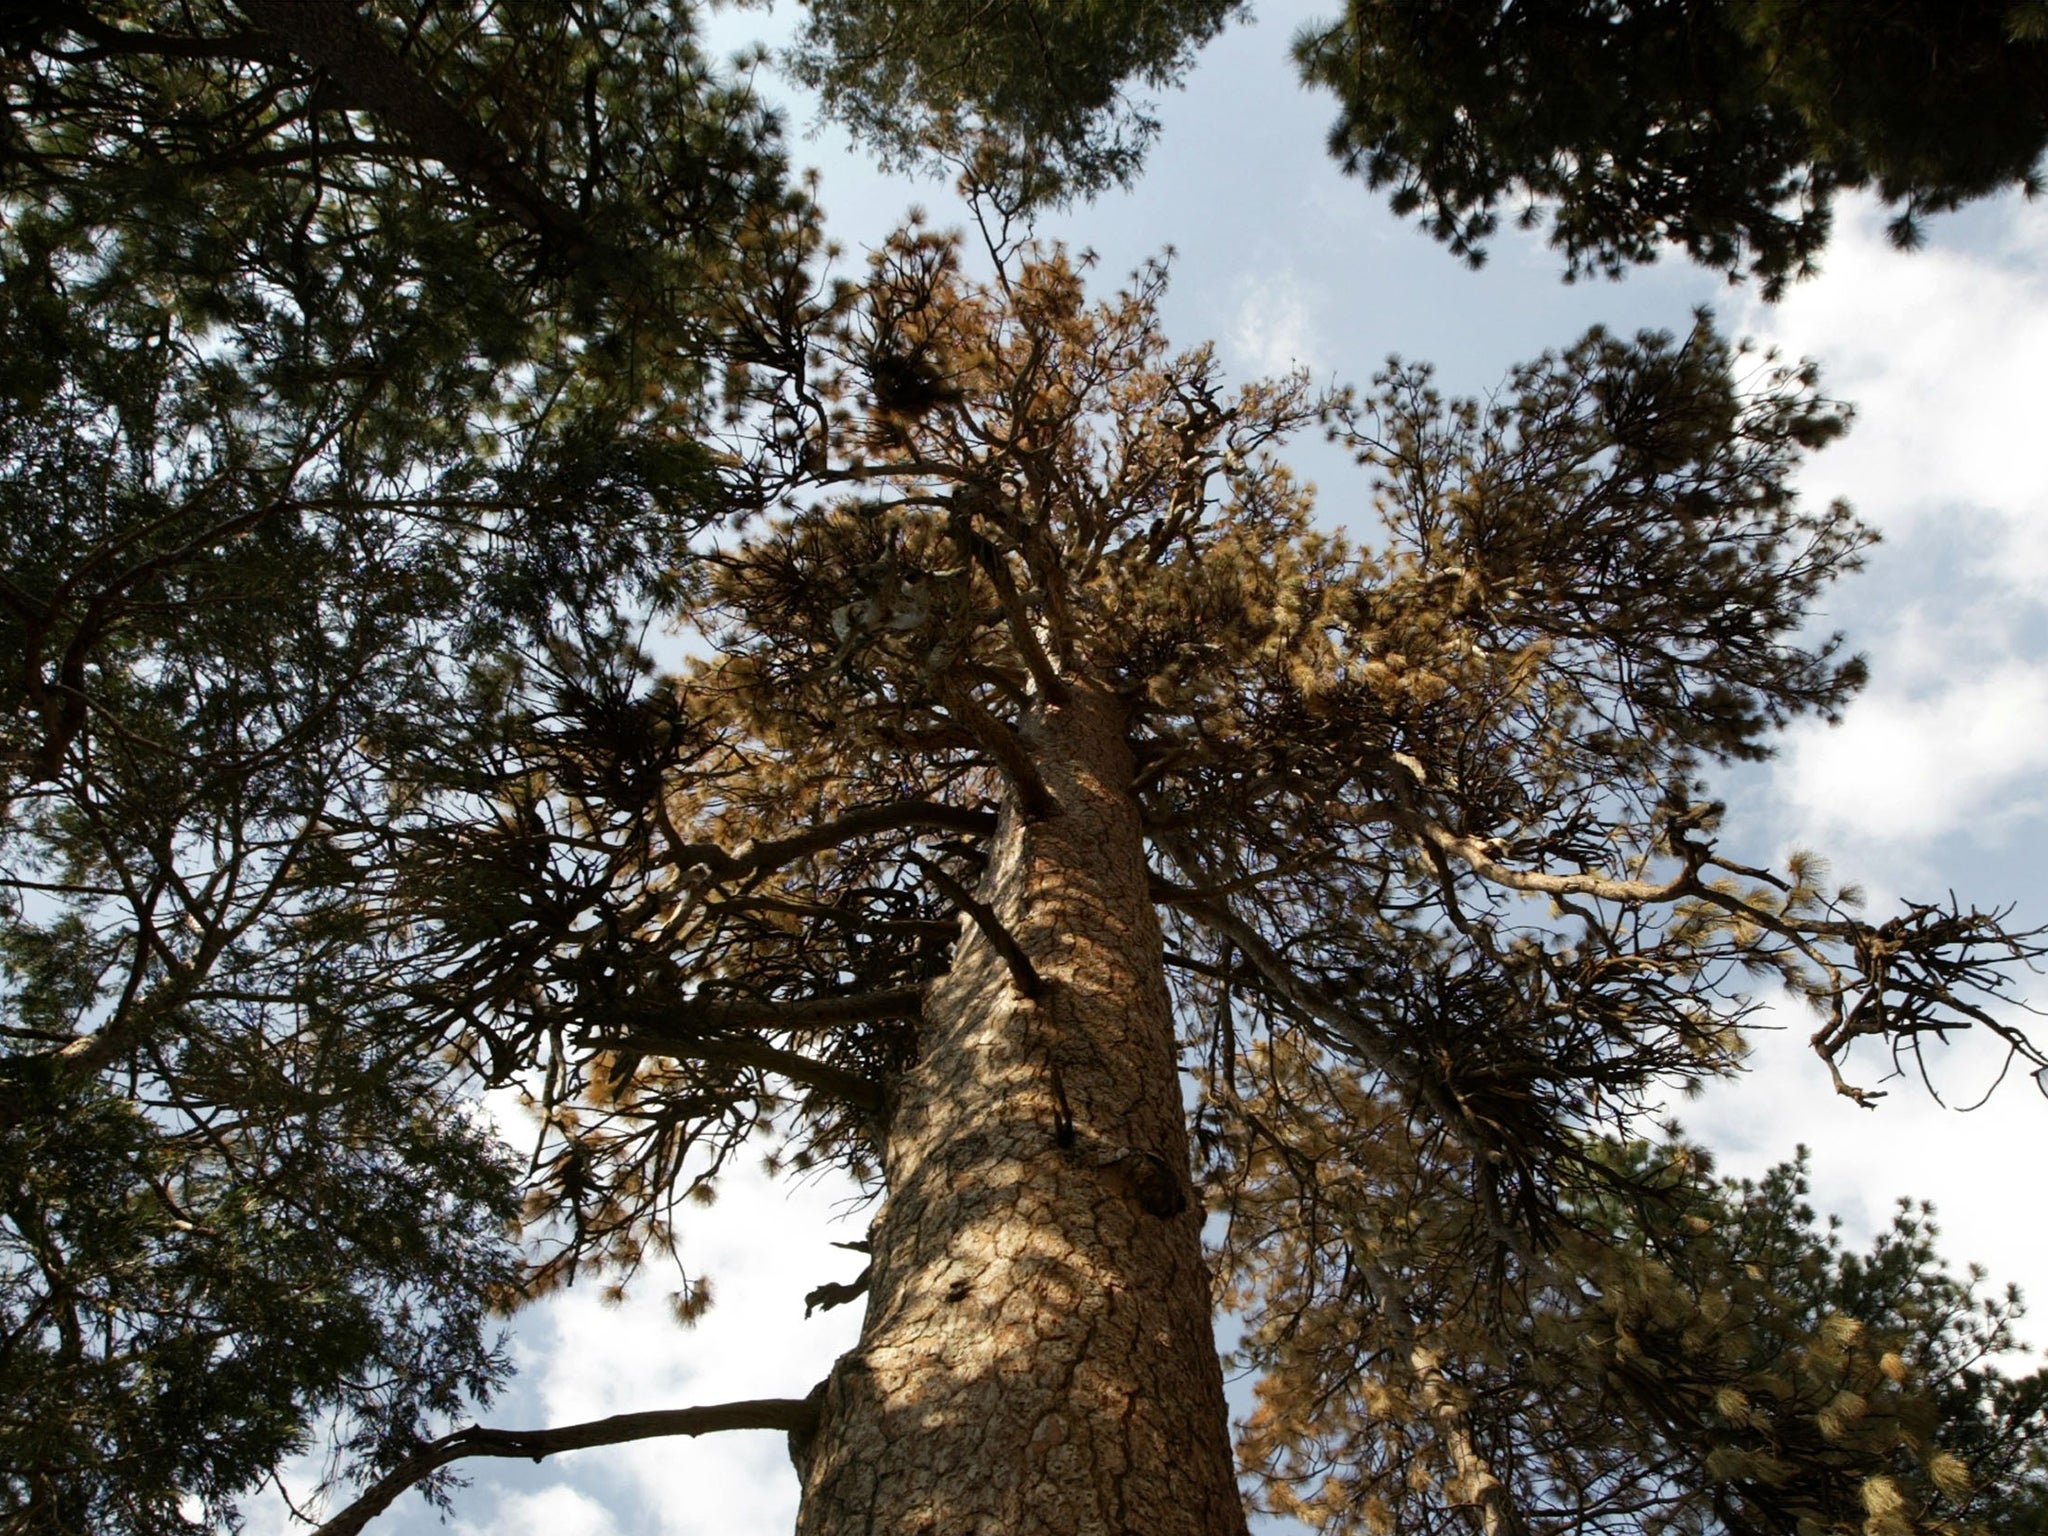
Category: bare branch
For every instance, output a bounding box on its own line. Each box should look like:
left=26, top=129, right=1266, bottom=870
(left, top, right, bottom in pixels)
left=949, top=500, right=1069, bottom=703
left=1154, top=860, right=1403, bottom=1087
left=308, top=1397, right=821, bottom=1536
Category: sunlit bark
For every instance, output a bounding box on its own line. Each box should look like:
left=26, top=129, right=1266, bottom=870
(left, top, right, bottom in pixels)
left=796, top=679, right=1246, bottom=1536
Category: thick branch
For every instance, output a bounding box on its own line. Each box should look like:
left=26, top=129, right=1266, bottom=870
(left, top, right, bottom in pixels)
left=1153, top=836, right=1545, bottom=1203
left=1170, top=886, right=1400, bottom=1084
left=1394, top=810, right=1702, bottom=904
left=309, top=1397, right=820, bottom=1536
left=235, top=0, right=592, bottom=252
left=934, top=679, right=1054, bottom=818
left=668, top=987, right=925, bottom=1034
left=949, top=501, right=1069, bottom=703
left=595, top=986, right=922, bottom=1109
left=674, top=802, right=995, bottom=883
left=608, top=1030, right=887, bottom=1112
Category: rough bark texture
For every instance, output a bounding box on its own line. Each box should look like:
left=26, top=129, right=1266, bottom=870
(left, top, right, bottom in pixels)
left=795, top=681, right=1247, bottom=1536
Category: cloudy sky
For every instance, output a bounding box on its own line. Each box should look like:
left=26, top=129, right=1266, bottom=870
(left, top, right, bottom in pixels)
left=259, top=5, right=2048, bottom=1532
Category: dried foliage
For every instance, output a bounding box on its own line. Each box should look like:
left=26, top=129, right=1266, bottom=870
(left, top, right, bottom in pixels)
left=395, top=225, right=2046, bottom=1529
left=1219, top=1040, right=2048, bottom=1536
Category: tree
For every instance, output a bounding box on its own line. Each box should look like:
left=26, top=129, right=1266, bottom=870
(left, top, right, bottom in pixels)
left=775, top=0, right=2048, bottom=287
left=0, top=3, right=818, bottom=1526
left=298, top=227, right=2047, bottom=1536
left=785, top=0, right=1248, bottom=204
left=1227, top=1082, right=2048, bottom=1536
left=0, top=1, right=1308, bottom=1523
left=7, top=9, right=2044, bottom=1535
left=1292, top=0, right=2048, bottom=294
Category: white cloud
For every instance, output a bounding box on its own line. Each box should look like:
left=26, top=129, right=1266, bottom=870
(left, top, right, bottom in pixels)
left=450, top=1486, right=626, bottom=1536
left=1227, top=271, right=1322, bottom=379
left=1738, top=194, right=2048, bottom=589
left=1681, top=996, right=2048, bottom=1338
left=1778, top=655, right=2048, bottom=847
left=481, top=1160, right=868, bottom=1536
left=1735, top=192, right=2048, bottom=875
left=1689, top=191, right=2048, bottom=1357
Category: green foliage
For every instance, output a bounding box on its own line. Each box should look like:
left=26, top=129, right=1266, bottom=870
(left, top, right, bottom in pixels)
left=1295, top=0, right=2048, bottom=293
left=0, top=1068, right=519, bottom=1536
left=787, top=0, right=1247, bottom=203
left=0, top=3, right=821, bottom=1527
left=1221, top=1049, right=2048, bottom=1535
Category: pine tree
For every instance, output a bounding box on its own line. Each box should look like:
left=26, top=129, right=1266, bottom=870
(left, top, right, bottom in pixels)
left=785, top=0, right=1247, bottom=203
left=1293, top=0, right=2048, bottom=295
left=0, top=3, right=1298, bottom=1523
left=9, top=7, right=2046, bottom=1533
left=1227, top=1092, right=2048, bottom=1535
left=0, top=4, right=813, bottom=1526
left=314, top=228, right=2047, bottom=1536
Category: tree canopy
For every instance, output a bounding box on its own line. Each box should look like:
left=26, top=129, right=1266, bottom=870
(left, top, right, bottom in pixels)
left=1293, top=0, right=2048, bottom=294
left=0, top=2, right=814, bottom=1525
left=782, top=0, right=2048, bottom=286
left=5, top=4, right=2047, bottom=1535
left=785, top=0, right=1246, bottom=204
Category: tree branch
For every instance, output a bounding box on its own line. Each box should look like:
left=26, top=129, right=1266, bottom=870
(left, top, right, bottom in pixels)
left=607, top=1030, right=888, bottom=1112
left=909, top=852, right=1041, bottom=999
left=673, top=801, right=995, bottom=883
left=949, top=500, right=1069, bottom=704
left=308, top=1397, right=821, bottom=1536
left=934, top=678, right=1054, bottom=818
left=666, top=987, right=925, bottom=1034
left=1167, top=883, right=1402, bottom=1085
left=235, top=0, right=592, bottom=253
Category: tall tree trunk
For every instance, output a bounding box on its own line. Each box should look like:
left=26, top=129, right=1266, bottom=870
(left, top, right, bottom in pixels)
left=795, top=681, right=1247, bottom=1536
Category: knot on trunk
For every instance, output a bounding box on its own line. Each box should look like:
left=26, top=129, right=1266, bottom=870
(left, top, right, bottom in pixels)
left=1086, top=1146, right=1188, bottom=1218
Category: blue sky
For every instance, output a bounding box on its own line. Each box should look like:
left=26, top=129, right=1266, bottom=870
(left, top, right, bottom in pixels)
left=253, top=5, right=2048, bottom=1532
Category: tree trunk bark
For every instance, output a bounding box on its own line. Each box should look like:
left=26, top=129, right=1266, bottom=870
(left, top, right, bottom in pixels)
left=794, top=681, right=1246, bottom=1536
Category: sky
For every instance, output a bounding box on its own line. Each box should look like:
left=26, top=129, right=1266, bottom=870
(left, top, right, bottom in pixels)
left=253, top=5, right=2048, bottom=1532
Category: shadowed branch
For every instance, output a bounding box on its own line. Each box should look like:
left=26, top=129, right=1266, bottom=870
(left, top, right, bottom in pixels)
left=309, top=1396, right=822, bottom=1536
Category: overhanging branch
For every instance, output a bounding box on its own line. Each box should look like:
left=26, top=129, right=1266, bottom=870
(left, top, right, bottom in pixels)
left=309, top=1396, right=820, bottom=1536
